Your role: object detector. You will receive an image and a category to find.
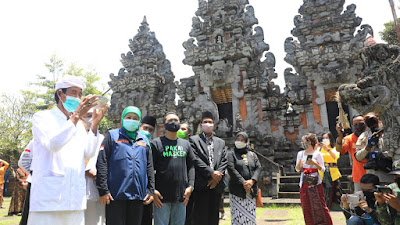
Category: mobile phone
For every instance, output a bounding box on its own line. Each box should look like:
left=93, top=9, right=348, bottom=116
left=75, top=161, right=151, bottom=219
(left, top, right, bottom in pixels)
left=376, top=185, right=392, bottom=194
left=372, top=127, right=384, bottom=136
left=347, top=195, right=360, bottom=203
left=306, top=155, right=313, bottom=161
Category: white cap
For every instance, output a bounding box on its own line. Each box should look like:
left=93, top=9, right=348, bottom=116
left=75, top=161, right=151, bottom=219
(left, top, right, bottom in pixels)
left=55, top=75, right=86, bottom=91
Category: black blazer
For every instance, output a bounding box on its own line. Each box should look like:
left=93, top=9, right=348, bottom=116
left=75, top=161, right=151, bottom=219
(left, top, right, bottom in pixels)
left=227, top=149, right=261, bottom=199
left=189, top=133, right=227, bottom=193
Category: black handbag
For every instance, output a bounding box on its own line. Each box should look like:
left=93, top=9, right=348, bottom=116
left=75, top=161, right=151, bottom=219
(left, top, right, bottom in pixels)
left=303, top=173, right=318, bottom=186
left=302, top=151, right=319, bottom=186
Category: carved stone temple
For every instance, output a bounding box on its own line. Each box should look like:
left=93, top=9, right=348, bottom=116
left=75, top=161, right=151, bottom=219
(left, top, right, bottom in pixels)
left=108, top=17, right=176, bottom=135
left=107, top=0, right=375, bottom=197
left=283, top=0, right=373, bottom=139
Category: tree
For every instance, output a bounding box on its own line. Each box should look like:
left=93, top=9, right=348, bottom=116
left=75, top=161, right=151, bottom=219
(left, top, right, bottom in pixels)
left=0, top=93, right=37, bottom=162
left=379, top=19, right=400, bottom=46
left=22, top=54, right=64, bottom=109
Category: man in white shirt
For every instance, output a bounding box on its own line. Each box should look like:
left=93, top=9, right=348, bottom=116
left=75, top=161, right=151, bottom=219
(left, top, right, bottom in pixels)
left=28, top=75, right=107, bottom=225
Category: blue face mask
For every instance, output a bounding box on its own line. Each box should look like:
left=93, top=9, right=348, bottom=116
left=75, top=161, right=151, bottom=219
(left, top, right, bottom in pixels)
left=139, top=129, right=152, bottom=140
left=123, top=119, right=140, bottom=132
left=62, top=95, right=81, bottom=112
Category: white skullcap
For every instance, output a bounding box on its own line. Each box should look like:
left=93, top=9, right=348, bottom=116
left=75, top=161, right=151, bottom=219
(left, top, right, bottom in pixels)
left=55, top=75, right=86, bottom=91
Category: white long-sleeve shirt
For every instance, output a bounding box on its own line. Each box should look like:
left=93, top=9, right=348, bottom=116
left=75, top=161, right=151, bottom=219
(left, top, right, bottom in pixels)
left=85, top=134, right=104, bottom=202
left=30, top=106, right=99, bottom=212
left=296, top=150, right=325, bottom=187
left=18, top=140, right=33, bottom=174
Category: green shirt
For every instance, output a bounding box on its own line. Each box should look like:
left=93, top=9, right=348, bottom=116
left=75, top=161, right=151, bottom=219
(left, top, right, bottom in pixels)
left=376, top=183, right=400, bottom=225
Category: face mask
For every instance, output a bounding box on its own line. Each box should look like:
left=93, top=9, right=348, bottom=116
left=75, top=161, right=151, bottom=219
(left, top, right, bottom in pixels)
left=177, top=130, right=187, bottom=139
left=235, top=141, right=246, bottom=149
left=123, top=119, right=140, bottom=132
left=61, top=95, right=81, bottom=112
left=139, top=129, right=151, bottom=140
left=301, top=142, right=308, bottom=150
left=353, top=123, right=366, bottom=134
left=322, top=138, right=330, bottom=145
left=165, top=121, right=180, bottom=132
left=363, top=191, right=375, bottom=202
left=201, top=123, right=214, bottom=134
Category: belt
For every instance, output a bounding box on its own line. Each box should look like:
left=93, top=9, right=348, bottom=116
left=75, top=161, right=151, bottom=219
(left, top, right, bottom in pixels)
left=302, top=168, right=318, bottom=174
left=325, top=163, right=337, bottom=167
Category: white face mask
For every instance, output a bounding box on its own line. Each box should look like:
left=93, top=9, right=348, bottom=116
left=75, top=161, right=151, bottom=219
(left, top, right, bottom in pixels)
left=322, top=138, right=330, bottom=145
left=235, top=141, right=246, bottom=149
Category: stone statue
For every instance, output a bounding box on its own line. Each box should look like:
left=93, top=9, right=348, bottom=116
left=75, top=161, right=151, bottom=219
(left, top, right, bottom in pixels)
left=339, top=44, right=400, bottom=159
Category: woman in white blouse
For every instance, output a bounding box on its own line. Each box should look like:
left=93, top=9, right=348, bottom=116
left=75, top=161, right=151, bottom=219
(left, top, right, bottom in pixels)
left=295, top=133, right=332, bottom=225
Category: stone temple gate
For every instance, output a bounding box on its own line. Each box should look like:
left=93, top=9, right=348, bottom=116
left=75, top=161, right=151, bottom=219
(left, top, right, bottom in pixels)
left=107, top=0, right=374, bottom=197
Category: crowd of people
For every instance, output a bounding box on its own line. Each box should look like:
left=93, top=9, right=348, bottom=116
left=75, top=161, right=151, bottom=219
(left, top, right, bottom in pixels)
left=296, top=113, right=400, bottom=225
left=2, top=75, right=400, bottom=225
left=7, top=75, right=261, bottom=225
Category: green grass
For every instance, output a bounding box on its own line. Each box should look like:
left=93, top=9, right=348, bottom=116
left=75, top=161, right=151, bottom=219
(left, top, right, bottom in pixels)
left=0, top=197, right=19, bottom=225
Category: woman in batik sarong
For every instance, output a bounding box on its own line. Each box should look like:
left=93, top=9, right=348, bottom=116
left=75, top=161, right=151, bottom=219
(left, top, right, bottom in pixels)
left=296, top=133, right=333, bottom=225
left=227, top=132, right=261, bottom=225
left=318, top=132, right=342, bottom=209
left=8, top=167, right=28, bottom=215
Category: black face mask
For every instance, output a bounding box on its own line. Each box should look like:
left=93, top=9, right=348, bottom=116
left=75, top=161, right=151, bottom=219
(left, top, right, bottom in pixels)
left=395, top=178, right=400, bottom=187
left=353, top=123, right=366, bottom=134
left=165, top=121, right=180, bottom=132
left=363, top=191, right=375, bottom=207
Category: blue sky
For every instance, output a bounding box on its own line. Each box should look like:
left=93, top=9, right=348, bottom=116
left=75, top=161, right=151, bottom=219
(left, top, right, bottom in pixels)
left=0, top=0, right=396, bottom=94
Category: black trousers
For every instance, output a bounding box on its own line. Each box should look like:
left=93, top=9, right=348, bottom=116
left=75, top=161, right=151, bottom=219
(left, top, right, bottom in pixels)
left=19, top=183, right=31, bottom=225
left=141, top=202, right=153, bottom=225
left=184, top=193, right=194, bottom=225
left=106, top=200, right=144, bottom=225
left=192, top=189, right=221, bottom=225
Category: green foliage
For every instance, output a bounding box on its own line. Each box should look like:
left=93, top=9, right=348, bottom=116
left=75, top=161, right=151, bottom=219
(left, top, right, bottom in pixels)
left=64, top=63, right=102, bottom=96
left=379, top=19, right=400, bottom=45
left=0, top=93, right=37, bottom=162
left=0, top=54, right=110, bottom=163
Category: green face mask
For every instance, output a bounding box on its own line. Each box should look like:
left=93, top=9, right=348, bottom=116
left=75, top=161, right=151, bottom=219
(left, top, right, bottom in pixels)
left=177, top=130, right=187, bottom=139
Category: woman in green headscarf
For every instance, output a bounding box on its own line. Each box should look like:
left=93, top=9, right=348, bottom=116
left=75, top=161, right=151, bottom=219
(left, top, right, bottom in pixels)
left=96, top=106, right=155, bottom=225
left=121, top=106, right=142, bottom=140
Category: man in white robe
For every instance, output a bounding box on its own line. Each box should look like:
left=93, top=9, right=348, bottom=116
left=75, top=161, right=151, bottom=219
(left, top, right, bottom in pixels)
left=28, top=75, right=108, bottom=225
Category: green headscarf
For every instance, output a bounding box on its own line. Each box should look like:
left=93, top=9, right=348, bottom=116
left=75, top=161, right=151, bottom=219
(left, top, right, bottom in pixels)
left=121, top=106, right=142, bottom=140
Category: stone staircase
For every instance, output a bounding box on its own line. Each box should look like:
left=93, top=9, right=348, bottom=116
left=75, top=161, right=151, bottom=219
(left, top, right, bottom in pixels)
left=276, top=152, right=353, bottom=198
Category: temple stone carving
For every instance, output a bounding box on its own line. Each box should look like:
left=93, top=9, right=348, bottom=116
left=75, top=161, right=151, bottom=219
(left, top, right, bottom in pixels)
left=178, top=0, right=288, bottom=196
left=283, top=0, right=373, bottom=145
left=339, top=44, right=400, bottom=160
left=108, top=17, right=176, bottom=134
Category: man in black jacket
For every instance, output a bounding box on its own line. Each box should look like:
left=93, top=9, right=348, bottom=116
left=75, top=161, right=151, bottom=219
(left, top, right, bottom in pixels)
left=189, top=111, right=227, bottom=225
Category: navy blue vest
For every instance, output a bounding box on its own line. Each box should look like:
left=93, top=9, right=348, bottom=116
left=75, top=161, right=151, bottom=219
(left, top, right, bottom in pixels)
left=107, top=128, right=148, bottom=200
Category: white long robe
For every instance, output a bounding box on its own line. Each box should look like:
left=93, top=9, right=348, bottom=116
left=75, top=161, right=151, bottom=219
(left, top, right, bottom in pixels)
left=28, top=106, right=99, bottom=225
left=85, top=134, right=105, bottom=225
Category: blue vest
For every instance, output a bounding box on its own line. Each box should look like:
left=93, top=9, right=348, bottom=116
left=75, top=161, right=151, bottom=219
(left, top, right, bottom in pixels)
left=107, top=128, right=148, bottom=200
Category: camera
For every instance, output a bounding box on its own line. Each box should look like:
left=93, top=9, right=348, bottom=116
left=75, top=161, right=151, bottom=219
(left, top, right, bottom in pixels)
left=347, top=195, right=360, bottom=203
left=363, top=151, right=392, bottom=173
left=375, top=185, right=392, bottom=194
left=363, top=151, right=380, bottom=170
